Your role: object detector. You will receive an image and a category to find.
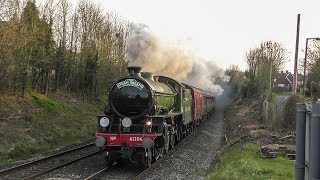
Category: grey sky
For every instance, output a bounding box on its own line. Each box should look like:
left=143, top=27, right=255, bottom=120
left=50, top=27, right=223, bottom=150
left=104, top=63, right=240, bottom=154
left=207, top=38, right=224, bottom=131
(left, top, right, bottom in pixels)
left=97, top=0, right=320, bottom=72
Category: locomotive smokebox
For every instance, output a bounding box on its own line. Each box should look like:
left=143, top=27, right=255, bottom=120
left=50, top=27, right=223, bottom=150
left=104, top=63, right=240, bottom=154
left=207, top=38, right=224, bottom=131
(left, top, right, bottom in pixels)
left=127, top=66, right=142, bottom=76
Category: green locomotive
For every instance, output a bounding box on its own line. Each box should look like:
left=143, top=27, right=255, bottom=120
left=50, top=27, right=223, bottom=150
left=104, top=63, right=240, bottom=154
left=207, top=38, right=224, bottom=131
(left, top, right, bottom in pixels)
left=95, top=66, right=215, bottom=167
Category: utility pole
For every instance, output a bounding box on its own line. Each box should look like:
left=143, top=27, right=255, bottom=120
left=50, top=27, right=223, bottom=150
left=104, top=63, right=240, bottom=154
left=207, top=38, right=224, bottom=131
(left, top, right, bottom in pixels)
left=293, top=14, right=300, bottom=94
left=303, top=38, right=320, bottom=97
left=268, top=43, right=273, bottom=99
left=269, top=59, right=273, bottom=99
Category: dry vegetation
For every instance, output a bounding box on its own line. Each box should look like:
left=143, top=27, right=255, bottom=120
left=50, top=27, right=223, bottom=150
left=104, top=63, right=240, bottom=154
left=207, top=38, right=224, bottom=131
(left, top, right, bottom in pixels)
left=207, top=97, right=296, bottom=179
left=0, top=92, right=103, bottom=163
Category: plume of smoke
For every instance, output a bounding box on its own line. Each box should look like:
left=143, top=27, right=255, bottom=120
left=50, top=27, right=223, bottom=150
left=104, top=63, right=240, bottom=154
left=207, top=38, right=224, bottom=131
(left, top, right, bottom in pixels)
left=126, top=23, right=193, bottom=80
left=184, top=59, right=230, bottom=96
left=126, top=23, right=230, bottom=96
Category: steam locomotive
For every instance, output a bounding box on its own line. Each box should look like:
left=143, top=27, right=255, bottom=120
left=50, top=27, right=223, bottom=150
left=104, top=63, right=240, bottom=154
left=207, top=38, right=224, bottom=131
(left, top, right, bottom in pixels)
left=95, top=66, right=215, bottom=167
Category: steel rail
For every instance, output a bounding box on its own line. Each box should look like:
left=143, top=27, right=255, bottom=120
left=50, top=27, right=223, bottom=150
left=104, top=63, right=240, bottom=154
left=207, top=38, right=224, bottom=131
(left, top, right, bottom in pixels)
left=22, top=151, right=100, bottom=180
left=133, top=117, right=205, bottom=180
left=0, top=142, right=95, bottom=177
left=83, top=167, right=109, bottom=180
left=134, top=111, right=215, bottom=180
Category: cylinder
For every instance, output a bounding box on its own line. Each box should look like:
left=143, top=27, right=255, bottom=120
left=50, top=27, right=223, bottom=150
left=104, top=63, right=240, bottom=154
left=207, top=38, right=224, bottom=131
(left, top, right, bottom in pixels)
left=310, top=103, right=320, bottom=179
left=295, top=103, right=306, bottom=180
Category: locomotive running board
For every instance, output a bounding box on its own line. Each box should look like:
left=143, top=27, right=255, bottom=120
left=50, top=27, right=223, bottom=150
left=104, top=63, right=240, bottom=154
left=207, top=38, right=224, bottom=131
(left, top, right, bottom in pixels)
left=96, top=133, right=162, bottom=147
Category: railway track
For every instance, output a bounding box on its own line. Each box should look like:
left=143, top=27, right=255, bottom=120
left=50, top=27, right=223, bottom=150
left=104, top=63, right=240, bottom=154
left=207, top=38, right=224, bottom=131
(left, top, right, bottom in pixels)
left=83, top=137, right=193, bottom=180
left=84, top=163, right=143, bottom=180
left=135, top=113, right=216, bottom=179
left=84, top=120, right=202, bottom=180
left=0, top=138, right=186, bottom=180
left=133, top=133, right=192, bottom=180
left=0, top=142, right=99, bottom=179
left=84, top=167, right=109, bottom=180
left=0, top=114, right=211, bottom=179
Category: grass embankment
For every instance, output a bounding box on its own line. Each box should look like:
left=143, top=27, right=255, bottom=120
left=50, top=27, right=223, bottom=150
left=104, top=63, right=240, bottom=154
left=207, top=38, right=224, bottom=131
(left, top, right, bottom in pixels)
left=206, top=98, right=295, bottom=179
left=0, top=92, right=104, bottom=163
left=207, top=144, right=295, bottom=179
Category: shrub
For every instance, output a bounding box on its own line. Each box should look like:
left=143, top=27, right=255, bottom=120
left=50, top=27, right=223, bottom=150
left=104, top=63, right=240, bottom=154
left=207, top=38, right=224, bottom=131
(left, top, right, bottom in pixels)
left=283, top=95, right=303, bottom=130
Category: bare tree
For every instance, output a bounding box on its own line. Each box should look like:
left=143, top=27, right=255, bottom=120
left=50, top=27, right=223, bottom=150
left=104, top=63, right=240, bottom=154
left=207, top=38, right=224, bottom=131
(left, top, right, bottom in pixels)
left=0, top=0, right=129, bottom=98
left=0, top=0, right=27, bottom=20
left=244, top=41, right=287, bottom=97
left=246, top=41, right=286, bottom=76
left=53, top=0, right=72, bottom=47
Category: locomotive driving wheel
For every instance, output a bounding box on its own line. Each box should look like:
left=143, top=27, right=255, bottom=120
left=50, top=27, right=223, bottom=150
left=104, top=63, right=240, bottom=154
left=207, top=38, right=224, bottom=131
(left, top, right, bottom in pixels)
left=164, top=129, right=170, bottom=153
left=176, top=124, right=181, bottom=141
left=144, top=149, right=152, bottom=168
left=185, top=125, right=189, bottom=137
left=154, top=147, right=163, bottom=161
left=170, top=129, right=175, bottom=149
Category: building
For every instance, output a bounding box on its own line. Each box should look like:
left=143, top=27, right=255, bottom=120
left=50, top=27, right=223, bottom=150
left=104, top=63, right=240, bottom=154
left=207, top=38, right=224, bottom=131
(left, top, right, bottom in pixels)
left=273, top=70, right=304, bottom=92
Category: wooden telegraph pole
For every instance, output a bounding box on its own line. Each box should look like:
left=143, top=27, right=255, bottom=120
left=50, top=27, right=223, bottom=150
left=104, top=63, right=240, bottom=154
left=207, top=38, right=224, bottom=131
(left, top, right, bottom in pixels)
left=293, top=14, right=300, bottom=94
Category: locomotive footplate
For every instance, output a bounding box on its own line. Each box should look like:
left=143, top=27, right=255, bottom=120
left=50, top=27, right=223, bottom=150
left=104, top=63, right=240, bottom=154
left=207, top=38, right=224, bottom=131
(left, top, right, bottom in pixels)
left=97, top=133, right=162, bottom=165
left=96, top=133, right=162, bottom=147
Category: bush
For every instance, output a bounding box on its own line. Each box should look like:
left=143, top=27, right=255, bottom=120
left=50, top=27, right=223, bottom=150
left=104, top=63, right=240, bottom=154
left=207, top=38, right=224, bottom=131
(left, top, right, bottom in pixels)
left=283, top=95, right=303, bottom=130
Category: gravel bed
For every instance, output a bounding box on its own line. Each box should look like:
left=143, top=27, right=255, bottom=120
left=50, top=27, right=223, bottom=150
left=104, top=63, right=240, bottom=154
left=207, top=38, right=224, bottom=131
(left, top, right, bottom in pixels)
left=38, top=153, right=106, bottom=180
left=39, top=151, right=144, bottom=179
left=137, top=110, right=225, bottom=180
left=90, top=160, right=145, bottom=179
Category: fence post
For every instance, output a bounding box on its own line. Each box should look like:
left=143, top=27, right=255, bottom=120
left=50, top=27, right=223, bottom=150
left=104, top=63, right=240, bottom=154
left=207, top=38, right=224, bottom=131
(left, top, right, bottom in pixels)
left=310, top=103, right=320, bottom=179
left=296, top=103, right=306, bottom=180
left=305, top=104, right=312, bottom=179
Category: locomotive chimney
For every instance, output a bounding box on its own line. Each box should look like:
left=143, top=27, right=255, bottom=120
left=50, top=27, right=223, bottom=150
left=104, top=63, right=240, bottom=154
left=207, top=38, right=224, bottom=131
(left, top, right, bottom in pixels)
left=127, top=66, right=142, bottom=76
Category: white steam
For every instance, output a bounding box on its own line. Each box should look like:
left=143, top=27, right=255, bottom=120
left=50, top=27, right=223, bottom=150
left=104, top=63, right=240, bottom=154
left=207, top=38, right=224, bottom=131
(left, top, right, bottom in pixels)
left=184, top=59, right=230, bottom=96
left=126, top=23, right=193, bottom=80
left=126, top=23, right=229, bottom=96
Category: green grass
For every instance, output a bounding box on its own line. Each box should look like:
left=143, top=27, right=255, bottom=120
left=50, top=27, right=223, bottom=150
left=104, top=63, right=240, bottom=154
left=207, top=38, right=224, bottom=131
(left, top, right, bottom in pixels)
left=0, top=92, right=104, bottom=163
left=271, top=92, right=292, bottom=102
left=207, top=144, right=295, bottom=180
left=31, top=93, right=63, bottom=111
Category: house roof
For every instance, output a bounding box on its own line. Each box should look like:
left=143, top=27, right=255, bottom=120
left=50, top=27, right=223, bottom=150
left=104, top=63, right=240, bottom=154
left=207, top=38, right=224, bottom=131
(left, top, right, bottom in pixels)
left=275, top=71, right=304, bottom=85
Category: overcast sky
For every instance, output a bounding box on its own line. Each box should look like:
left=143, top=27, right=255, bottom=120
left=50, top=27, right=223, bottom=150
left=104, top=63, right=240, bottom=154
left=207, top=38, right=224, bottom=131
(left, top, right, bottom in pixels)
left=95, top=0, right=320, bottom=72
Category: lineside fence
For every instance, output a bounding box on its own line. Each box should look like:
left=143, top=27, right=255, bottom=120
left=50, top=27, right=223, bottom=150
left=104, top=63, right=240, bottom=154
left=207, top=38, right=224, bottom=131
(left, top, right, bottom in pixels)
left=296, top=103, right=320, bottom=180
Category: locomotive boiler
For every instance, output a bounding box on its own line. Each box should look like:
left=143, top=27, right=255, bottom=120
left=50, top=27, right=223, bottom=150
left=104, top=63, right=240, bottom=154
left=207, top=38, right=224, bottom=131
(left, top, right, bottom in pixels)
left=109, top=66, right=177, bottom=121
left=95, top=66, right=215, bottom=167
